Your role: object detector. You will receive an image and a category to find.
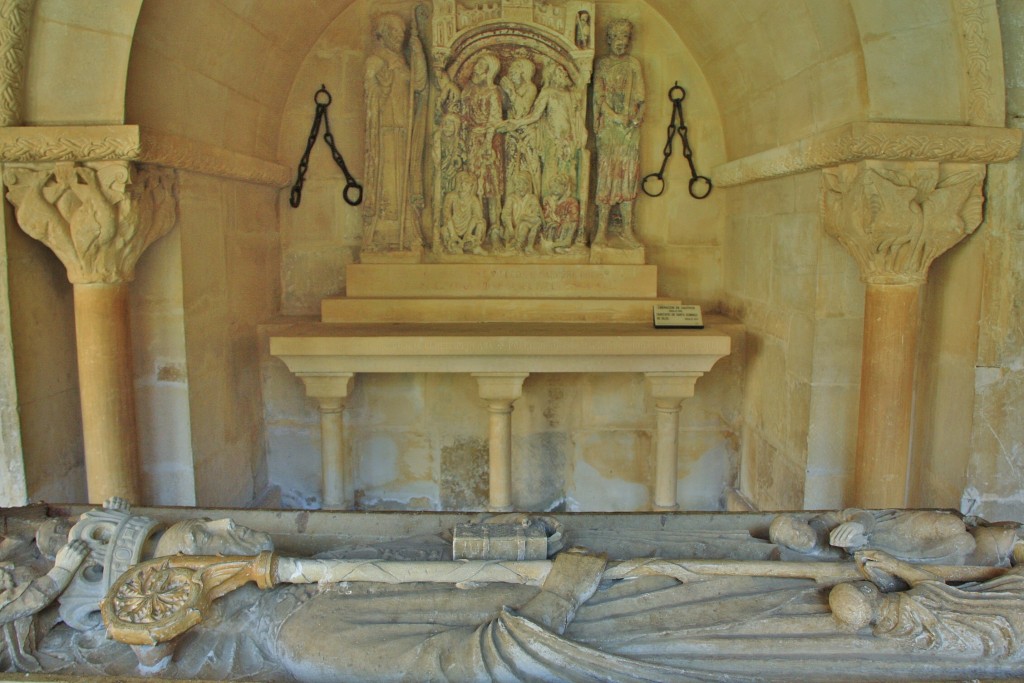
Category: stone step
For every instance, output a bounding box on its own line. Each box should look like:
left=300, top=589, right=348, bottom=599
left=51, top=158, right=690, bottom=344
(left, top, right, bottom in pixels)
left=321, top=297, right=682, bottom=324
left=345, top=264, right=659, bottom=299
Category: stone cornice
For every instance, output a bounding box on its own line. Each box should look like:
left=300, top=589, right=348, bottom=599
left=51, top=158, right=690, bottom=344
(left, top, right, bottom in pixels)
left=0, top=125, right=290, bottom=187
left=713, top=121, right=1022, bottom=187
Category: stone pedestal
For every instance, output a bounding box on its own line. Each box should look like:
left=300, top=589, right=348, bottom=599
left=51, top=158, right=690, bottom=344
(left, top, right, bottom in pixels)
left=4, top=162, right=176, bottom=503
left=823, top=161, right=985, bottom=508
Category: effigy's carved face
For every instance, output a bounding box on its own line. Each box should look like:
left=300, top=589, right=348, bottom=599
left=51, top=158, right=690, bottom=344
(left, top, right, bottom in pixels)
left=769, top=516, right=818, bottom=552
left=155, top=518, right=273, bottom=557
left=829, top=581, right=882, bottom=630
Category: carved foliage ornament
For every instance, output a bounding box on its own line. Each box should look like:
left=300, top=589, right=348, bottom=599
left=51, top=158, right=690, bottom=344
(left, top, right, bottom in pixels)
left=3, top=162, right=177, bottom=284
left=822, top=161, right=985, bottom=285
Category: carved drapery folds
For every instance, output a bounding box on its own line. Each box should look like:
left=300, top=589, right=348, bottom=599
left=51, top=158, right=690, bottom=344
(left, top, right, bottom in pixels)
left=822, top=161, right=986, bottom=285
left=3, top=161, right=177, bottom=284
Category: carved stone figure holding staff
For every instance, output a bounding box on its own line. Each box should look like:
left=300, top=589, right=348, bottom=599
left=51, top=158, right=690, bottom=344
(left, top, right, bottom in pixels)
left=362, top=12, right=427, bottom=253
left=592, top=18, right=645, bottom=247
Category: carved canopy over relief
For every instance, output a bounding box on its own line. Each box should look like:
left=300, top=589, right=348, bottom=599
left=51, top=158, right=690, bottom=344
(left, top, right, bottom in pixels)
left=362, top=0, right=636, bottom=264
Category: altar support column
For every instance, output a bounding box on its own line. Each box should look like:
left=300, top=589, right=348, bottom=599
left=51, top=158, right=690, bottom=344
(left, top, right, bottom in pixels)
left=822, top=161, right=985, bottom=508
left=473, top=373, right=529, bottom=512
left=297, top=373, right=355, bottom=509
left=4, top=161, right=176, bottom=504
left=645, top=372, right=700, bottom=511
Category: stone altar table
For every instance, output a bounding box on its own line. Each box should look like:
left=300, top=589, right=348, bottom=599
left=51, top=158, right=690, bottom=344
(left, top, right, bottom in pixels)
left=270, top=320, right=730, bottom=512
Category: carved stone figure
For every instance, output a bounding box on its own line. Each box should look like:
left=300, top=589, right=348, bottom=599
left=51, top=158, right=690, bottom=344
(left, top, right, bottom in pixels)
left=363, top=13, right=428, bottom=254
left=575, top=11, right=591, bottom=50
left=11, top=505, right=1024, bottom=681
left=500, top=173, right=543, bottom=253
left=542, top=172, right=582, bottom=252
left=461, top=51, right=505, bottom=242
left=0, top=539, right=88, bottom=672
left=502, top=62, right=582, bottom=201
left=831, top=550, right=1024, bottom=658
left=439, top=171, right=486, bottom=254
left=769, top=509, right=1016, bottom=566
left=500, top=56, right=540, bottom=194
left=593, top=18, right=645, bottom=247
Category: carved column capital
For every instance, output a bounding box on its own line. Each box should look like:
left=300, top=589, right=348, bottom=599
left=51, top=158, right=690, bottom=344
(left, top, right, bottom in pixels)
left=822, top=161, right=985, bottom=285
left=3, top=161, right=176, bottom=284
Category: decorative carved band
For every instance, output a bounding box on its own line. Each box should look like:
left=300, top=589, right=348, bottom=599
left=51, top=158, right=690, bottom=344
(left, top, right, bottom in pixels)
left=0, top=0, right=33, bottom=127
left=715, top=122, right=1022, bottom=187
left=0, top=125, right=143, bottom=161
left=0, top=125, right=290, bottom=187
left=954, top=0, right=1000, bottom=127
left=821, top=161, right=985, bottom=285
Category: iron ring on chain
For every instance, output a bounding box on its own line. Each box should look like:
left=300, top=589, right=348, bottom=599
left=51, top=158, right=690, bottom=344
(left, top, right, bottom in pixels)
left=641, top=172, right=666, bottom=198
left=342, top=179, right=363, bottom=206
left=688, top=176, right=712, bottom=199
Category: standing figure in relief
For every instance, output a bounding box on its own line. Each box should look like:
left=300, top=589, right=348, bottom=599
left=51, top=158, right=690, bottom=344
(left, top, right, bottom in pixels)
left=501, top=173, right=543, bottom=253
left=461, top=51, right=505, bottom=245
left=363, top=13, right=427, bottom=252
left=501, top=62, right=582, bottom=200
left=440, top=171, right=486, bottom=255
left=593, top=18, right=645, bottom=247
left=500, top=57, right=540, bottom=194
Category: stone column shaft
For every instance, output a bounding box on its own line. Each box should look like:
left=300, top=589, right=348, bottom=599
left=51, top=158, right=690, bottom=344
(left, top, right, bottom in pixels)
left=74, top=283, right=139, bottom=502
left=298, top=373, right=355, bottom=509
left=855, top=283, right=921, bottom=506
left=823, top=161, right=985, bottom=508
left=646, top=372, right=700, bottom=511
left=473, top=373, right=529, bottom=512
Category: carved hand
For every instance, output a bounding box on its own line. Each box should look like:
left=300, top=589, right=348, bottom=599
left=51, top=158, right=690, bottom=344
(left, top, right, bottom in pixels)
left=54, top=539, right=90, bottom=572
left=103, top=497, right=132, bottom=513
left=830, top=522, right=868, bottom=548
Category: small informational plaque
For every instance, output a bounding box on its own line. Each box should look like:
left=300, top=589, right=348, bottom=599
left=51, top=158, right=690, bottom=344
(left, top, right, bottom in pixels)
left=653, top=304, right=704, bottom=329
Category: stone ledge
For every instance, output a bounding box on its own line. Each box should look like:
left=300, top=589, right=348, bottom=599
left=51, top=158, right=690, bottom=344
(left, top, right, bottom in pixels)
left=714, top=121, right=1023, bottom=187
left=0, top=125, right=290, bottom=187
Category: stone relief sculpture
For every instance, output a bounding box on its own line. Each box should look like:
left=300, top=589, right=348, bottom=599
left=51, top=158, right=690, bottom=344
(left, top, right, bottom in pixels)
left=362, top=12, right=428, bottom=256
left=592, top=18, right=645, bottom=248
left=364, top=0, right=667, bottom=264
left=3, top=503, right=1024, bottom=680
